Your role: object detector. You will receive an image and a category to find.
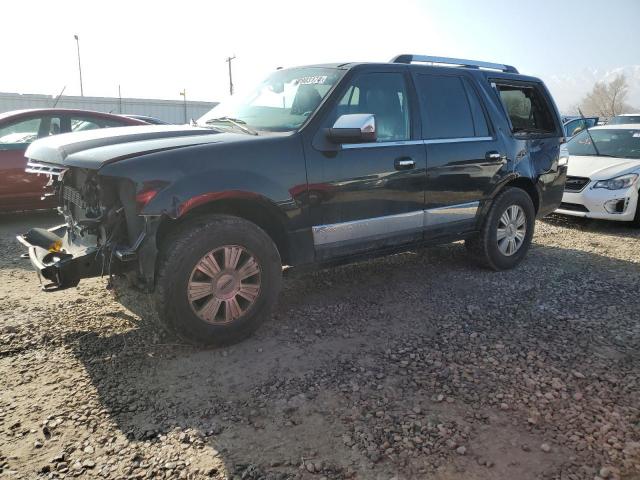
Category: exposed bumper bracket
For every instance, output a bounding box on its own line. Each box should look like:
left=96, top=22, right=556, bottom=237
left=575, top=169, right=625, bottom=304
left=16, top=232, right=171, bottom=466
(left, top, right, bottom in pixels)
left=114, top=230, right=146, bottom=262
left=17, top=226, right=100, bottom=291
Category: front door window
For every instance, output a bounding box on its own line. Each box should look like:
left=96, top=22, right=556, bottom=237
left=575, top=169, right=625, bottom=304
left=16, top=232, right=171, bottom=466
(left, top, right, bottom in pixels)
left=333, top=72, right=410, bottom=142
left=0, top=118, right=42, bottom=145
left=0, top=116, right=64, bottom=147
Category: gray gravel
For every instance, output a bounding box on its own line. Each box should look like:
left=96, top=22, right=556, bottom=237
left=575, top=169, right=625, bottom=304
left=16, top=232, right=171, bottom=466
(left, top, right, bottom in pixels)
left=0, top=211, right=639, bottom=479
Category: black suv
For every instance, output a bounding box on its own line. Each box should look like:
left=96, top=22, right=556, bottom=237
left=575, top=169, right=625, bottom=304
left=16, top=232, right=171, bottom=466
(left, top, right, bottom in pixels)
left=18, top=54, right=567, bottom=345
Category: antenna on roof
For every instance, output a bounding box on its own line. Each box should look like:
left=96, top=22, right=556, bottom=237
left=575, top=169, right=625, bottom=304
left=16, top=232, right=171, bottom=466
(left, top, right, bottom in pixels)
left=51, top=86, right=66, bottom=108
left=578, top=107, right=601, bottom=156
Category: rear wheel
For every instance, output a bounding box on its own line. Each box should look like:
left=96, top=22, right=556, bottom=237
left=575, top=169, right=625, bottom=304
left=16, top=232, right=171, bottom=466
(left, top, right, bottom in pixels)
left=465, top=187, right=536, bottom=270
left=155, top=215, right=282, bottom=346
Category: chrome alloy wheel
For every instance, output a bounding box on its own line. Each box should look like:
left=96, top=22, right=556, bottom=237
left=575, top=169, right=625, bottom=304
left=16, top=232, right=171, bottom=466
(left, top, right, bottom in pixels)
left=187, top=246, right=261, bottom=324
left=497, top=205, right=527, bottom=256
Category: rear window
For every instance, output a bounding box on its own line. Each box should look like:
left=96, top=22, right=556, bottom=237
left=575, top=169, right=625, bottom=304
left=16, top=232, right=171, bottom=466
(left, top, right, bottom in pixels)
left=495, top=83, right=556, bottom=137
left=416, top=74, right=490, bottom=139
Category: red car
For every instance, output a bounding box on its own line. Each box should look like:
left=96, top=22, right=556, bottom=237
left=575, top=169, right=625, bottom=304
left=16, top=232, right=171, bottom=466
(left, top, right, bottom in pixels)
left=0, top=109, right=146, bottom=212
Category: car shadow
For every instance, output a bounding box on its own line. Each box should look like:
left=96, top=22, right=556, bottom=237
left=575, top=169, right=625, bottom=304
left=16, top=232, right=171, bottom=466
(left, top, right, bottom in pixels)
left=541, top=213, right=640, bottom=239
left=0, top=210, right=60, bottom=270
left=62, top=242, right=640, bottom=477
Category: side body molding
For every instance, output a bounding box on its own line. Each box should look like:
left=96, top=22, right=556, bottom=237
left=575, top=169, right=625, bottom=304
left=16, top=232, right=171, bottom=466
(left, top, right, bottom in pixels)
left=312, top=201, right=479, bottom=248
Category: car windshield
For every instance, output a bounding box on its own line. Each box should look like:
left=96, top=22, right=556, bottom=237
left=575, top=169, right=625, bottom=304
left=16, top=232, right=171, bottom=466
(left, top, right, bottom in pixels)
left=567, top=128, right=640, bottom=159
left=608, top=115, right=640, bottom=125
left=197, top=67, right=343, bottom=133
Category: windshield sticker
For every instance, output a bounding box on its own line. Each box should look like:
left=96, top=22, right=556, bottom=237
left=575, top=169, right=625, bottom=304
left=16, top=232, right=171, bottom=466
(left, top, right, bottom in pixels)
left=297, top=75, right=328, bottom=85
left=633, top=132, right=640, bottom=138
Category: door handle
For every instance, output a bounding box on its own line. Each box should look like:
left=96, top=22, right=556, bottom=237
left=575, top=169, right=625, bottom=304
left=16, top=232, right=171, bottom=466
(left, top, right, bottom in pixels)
left=394, top=157, right=415, bottom=170
left=485, top=151, right=505, bottom=163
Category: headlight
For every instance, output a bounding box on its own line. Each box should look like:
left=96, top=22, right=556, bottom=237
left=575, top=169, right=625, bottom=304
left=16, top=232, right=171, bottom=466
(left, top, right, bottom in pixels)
left=593, top=173, right=639, bottom=190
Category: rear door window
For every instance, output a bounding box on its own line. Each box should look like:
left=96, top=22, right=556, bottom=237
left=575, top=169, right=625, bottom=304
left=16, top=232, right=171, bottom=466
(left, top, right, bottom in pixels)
left=495, top=83, right=557, bottom=136
left=69, top=116, right=126, bottom=132
left=464, top=81, right=490, bottom=137
left=70, top=117, right=104, bottom=132
left=415, top=74, right=489, bottom=139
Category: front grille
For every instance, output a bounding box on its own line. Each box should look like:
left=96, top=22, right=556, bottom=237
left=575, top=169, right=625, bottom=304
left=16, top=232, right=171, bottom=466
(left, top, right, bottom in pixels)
left=559, top=202, right=589, bottom=212
left=63, top=185, right=87, bottom=209
left=564, top=176, right=590, bottom=192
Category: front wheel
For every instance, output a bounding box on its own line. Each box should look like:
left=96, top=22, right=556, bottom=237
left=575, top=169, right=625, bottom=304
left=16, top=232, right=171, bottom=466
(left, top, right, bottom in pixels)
left=155, top=215, right=282, bottom=346
left=465, top=187, right=536, bottom=270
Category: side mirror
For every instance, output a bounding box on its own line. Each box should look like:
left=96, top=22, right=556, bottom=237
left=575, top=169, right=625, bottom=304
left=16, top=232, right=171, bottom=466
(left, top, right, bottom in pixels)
left=326, top=113, right=376, bottom=144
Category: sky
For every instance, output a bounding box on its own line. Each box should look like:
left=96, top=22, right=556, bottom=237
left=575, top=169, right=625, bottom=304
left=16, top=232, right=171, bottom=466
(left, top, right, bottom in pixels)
left=2, top=0, right=639, bottom=112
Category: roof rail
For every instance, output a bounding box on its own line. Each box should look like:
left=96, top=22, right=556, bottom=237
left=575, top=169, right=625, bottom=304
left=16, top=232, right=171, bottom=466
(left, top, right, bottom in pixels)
left=391, top=54, right=518, bottom=74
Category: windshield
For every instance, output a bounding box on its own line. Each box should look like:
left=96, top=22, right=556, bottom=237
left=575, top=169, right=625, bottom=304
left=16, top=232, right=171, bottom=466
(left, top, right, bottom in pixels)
left=567, top=128, right=640, bottom=159
left=197, top=67, right=344, bottom=133
left=608, top=115, right=640, bottom=125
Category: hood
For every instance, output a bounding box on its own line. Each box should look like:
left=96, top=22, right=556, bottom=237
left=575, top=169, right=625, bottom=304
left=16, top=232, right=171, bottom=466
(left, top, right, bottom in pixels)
left=24, top=124, right=258, bottom=169
left=567, top=155, right=640, bottom=180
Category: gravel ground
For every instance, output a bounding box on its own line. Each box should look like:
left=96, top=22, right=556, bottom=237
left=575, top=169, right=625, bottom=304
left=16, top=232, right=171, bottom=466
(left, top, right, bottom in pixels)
left=1, top=211, right=639, bottom=480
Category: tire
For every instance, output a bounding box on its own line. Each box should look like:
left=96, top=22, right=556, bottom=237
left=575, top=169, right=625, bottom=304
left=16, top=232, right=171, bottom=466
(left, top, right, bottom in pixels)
left=465, top=187, right=536, bottom=271
left=155, top=214, right=282, bottom=346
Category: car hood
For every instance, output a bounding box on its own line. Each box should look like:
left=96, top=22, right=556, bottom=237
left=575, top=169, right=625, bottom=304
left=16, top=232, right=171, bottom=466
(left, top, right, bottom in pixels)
left=24, top=124, right=260, bottom=169
left=567, top=155, right=640, bottom=180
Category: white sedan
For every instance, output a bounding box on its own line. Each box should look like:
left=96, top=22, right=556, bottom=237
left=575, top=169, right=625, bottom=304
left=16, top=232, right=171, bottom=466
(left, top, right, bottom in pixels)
left=556, top=124, right=640, bottom=226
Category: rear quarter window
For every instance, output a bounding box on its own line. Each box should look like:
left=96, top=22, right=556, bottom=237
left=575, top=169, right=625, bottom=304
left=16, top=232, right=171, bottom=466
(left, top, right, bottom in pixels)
left=495, top=83, right=557, bottom=137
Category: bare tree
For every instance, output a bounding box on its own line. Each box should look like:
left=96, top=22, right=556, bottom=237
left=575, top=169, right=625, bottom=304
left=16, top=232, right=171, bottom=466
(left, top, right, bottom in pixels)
left=579, top=74, right=631, bottom=117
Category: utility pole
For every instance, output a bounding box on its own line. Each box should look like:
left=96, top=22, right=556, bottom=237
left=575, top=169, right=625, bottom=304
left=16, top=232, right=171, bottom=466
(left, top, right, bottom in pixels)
left=225, top=55, right=236, bottom=96
left=118, top=85, right=122, bottom=114
left=73, top=34, right=84, bottom=96
left=180, top=89, right=187, bottom=124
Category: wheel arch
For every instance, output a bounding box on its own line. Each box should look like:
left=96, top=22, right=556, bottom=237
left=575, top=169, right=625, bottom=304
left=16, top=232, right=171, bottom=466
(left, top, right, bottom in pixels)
left=156, top=193, right=291, bottom=264
left=490, top=175, right=540, bottom=214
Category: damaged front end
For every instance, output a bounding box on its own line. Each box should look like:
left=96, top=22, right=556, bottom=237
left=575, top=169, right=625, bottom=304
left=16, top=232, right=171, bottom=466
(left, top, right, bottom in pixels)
left=17, top=160, right=160, bottom=291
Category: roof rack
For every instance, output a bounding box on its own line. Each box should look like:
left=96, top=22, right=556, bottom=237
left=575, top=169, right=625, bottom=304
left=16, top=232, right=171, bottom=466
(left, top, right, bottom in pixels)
left=391, top=54, right=518, bottom=74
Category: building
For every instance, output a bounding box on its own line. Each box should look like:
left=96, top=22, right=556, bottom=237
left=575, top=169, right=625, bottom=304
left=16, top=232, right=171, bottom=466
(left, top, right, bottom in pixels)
left=0, top=92, right=218, bottom=124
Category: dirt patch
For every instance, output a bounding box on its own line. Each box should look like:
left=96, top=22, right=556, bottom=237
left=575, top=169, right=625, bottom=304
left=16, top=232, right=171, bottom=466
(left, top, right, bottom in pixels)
left=1, top=212, right=639, bottom=479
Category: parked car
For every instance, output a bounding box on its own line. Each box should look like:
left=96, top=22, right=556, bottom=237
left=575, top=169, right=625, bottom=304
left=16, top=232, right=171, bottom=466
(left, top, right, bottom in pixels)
left=18, top=54, right=566, bottom=345
left=607, top=113, right=640, bottom=125
left=556, top=124, right=640, bottom=225
left=121, top=114, right=171, bottom=125
left=563, top=116, right=598, bottom=137
left=0, top=109, right=146, bottom=212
